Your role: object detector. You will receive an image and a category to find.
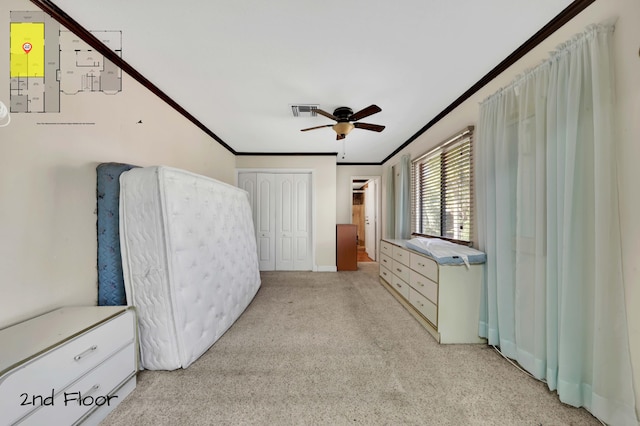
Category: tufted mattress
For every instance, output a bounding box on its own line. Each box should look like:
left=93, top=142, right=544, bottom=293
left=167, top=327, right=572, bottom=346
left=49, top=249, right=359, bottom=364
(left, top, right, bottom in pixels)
left=119, top=166, right=261, bottom=370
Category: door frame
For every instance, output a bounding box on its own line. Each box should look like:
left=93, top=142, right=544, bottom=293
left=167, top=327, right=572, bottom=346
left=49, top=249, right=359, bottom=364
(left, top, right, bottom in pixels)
left=236, top=168, right=316, bottom=271
left=350, top=175, right=381, bottom=261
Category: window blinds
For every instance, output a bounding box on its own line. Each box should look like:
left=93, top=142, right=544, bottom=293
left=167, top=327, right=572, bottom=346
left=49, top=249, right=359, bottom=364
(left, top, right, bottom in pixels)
left=411, top=127, right=474, bottom=242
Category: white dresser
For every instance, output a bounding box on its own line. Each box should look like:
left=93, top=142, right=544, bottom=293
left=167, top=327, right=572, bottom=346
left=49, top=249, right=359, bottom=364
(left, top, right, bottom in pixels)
left=379, top=239, right=485, bottom=344
left=0, top=306, right=137, bottom=425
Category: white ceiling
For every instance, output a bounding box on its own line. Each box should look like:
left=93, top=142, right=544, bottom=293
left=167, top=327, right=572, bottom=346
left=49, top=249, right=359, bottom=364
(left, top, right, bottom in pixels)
left=48, top=0, right=574, bottom=163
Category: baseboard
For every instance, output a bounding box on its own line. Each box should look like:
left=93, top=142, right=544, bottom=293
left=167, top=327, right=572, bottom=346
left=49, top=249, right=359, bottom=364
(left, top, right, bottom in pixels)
left=315, top=265, right=337, bottom=272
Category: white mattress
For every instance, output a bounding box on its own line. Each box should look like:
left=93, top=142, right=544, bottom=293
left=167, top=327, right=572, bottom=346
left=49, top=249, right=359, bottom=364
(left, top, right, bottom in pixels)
left=119, top=166, right=261, bottom=370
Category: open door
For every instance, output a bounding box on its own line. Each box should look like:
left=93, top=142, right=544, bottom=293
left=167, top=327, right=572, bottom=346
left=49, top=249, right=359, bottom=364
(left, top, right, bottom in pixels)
left=351, top=175, right=381, bottom=263
left=364, top=180, right=377, bottom=261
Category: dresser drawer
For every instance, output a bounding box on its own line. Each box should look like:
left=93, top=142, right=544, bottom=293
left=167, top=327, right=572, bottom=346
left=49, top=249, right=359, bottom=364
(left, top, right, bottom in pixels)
left=409, top=288, right=438, bottom=326
left=410, top=270, right=438, bottom=304
left=379, top=253, right=392, bottom=269
left=392, top=260, right=410, bottom=283
left=410, top=253, right=438, bottom=283
left=391, top=274, right=410, bottom=299
left=380, top=241, right=393, bottom=257
left=379, top=265, right=393, bottom=282
left=392, top=246, right=410, bottom=266
left=19, top=343, right=136, bottom=426
left=0, top=311, right=135, bottom=424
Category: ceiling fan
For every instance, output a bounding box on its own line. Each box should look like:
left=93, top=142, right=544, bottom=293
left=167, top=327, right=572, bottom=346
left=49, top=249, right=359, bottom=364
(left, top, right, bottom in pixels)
left=301, top=104, right=385, bottom=140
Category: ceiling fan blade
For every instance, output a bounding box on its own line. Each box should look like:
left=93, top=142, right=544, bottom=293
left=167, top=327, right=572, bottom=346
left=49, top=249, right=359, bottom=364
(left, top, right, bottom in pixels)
left=349, top=104, right=381, bottom=122
left=354, top=122, right=385, bottom=132
left=300, top=124, right=333, bottom=132
left=314, top=108, right=339, bottom=121
left=336, top=133, right=346, bottom=140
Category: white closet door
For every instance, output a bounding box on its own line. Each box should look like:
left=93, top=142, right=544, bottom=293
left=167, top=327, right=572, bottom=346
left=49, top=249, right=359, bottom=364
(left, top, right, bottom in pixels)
left=275, top=173, right=312, bottom=271
left=256, top=173, right=276, bottom=271
left=240, top=172, right=312, bottom=271
left=293, top=173, right=312, bottom=270
left=238, top=173, right=257, bottom=227
left=275, top=174, right=295, bottom=270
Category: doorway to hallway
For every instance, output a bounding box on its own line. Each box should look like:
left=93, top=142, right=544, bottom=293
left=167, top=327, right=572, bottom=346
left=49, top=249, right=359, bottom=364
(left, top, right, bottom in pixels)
left=351, top=176, right=381, bottom=262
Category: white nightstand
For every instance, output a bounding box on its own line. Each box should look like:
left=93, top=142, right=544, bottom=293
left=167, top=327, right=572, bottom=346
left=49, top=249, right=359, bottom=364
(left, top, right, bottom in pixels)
left=0, top=306, right=137, bottom=425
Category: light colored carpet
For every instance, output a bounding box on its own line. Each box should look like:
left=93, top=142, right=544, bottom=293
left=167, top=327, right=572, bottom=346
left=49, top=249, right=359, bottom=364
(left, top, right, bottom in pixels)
left=102, top=263, right=600, bottom=425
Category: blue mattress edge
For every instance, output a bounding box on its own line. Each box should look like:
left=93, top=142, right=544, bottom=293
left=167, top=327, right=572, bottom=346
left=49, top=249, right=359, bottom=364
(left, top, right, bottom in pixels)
left=96, top=162, right=139, bottom=306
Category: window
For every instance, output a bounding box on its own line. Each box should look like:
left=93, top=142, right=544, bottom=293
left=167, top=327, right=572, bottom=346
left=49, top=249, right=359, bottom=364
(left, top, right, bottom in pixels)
left=411, top=126, right=474, bottom=242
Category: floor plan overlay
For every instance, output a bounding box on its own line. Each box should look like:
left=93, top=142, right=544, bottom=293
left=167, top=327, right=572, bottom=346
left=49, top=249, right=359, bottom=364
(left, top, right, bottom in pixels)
left=10, top=11, right=122, bottom=113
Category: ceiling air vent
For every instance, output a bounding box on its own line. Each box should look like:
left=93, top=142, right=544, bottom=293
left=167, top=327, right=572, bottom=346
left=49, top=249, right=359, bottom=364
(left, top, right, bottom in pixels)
left=291, top=104, right=318, bottom=117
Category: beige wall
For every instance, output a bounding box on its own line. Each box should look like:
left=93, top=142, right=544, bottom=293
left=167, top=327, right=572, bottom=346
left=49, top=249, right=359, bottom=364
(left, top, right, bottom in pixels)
left=335, top=165, right=383, bottom=224
left=382, top=0, right=640, bottom=414
left=236, top=155, right=337, bottom=271
left=0, top=0, right=236, bottom=328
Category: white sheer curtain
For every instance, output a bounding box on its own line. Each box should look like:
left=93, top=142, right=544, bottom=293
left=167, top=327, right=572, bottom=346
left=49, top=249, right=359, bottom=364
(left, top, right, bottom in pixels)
left=477, top=24, right=637, bottom=425
left=385, top=166, right=395, bottom=239
left=395, top=154, right=411, bottom=239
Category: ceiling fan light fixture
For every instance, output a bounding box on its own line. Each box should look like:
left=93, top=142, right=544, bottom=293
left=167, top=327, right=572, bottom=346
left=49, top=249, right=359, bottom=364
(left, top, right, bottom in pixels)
left=332, top=122, right=354, bottom=136
left=300, top=104, right=383, bottom=138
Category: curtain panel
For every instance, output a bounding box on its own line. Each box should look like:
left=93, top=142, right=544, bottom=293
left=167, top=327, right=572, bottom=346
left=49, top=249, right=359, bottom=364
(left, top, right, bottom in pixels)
left=395, top=154, right=411, bottom=240
left=385, top=167, right=395, bottom=239
left=476, top=24, right=636, bottom=425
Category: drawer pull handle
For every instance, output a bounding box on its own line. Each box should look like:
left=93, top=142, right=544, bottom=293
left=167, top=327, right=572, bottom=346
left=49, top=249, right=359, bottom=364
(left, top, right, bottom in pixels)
left=418, top=262, right=425, bottom=267
left=84, top=384, right=101, bottom=397
left=396, top=268, right=402, bottom=273
left=74, top=345, right=98, bottom=361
